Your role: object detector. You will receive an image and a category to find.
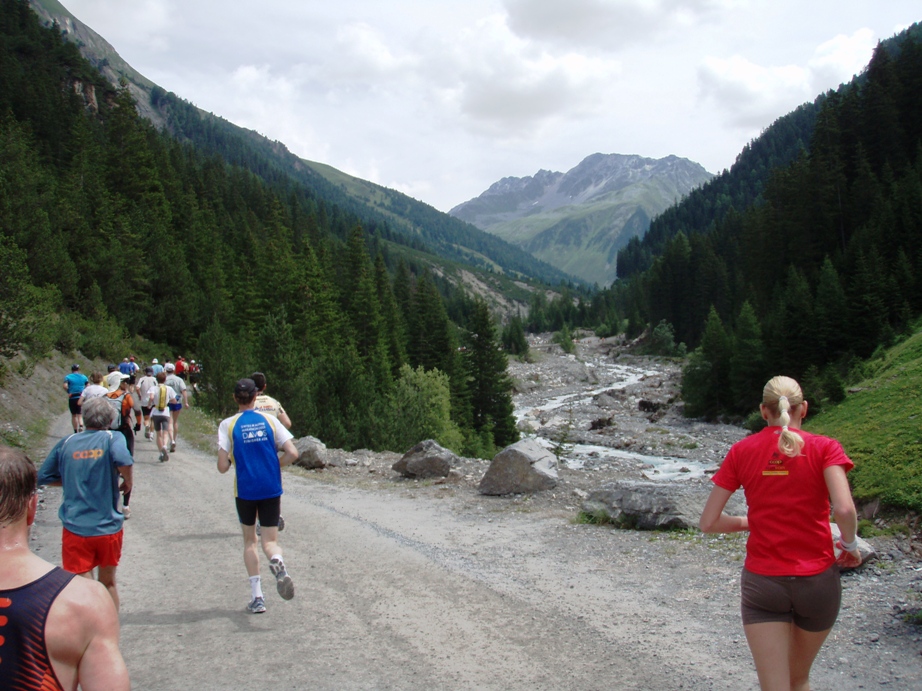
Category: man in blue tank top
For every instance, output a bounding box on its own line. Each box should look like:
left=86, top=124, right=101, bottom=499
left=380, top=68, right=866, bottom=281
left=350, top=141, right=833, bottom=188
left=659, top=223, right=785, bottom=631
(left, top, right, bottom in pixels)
left=217, top=378, right=298, bottom=614
left=0, top=445, right=128, bottom=690
left=63, top=364, right=88, bottom=433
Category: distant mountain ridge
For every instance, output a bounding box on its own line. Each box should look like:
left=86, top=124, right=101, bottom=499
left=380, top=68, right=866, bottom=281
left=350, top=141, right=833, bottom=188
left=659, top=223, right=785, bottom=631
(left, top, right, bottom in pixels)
left=450, top=153, right=713, bottom=286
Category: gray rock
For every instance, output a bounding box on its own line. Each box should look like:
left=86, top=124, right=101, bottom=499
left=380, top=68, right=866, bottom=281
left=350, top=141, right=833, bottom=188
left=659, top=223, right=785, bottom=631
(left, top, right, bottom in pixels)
left=583, top=480, right=746, bottom=530
left=478, top=438, right=558, bottom=495
left=293, top=436, right=328, bottom=470
left=392, top=439, right=456, bottom=478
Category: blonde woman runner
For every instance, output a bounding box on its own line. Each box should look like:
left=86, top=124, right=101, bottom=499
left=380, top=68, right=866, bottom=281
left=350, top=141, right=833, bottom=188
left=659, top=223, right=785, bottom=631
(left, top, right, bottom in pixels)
left=700, top=376, right=861, bottom=691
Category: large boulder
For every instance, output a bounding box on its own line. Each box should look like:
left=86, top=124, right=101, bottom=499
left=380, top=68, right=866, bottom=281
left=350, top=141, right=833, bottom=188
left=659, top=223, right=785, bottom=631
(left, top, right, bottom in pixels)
left=293, top=436, right=328, bottom=470
left=392, top=439, right=456, bottom=479
left=583, top=480, right=747, bottom=530
left=478, top=438, right=558, bottom=495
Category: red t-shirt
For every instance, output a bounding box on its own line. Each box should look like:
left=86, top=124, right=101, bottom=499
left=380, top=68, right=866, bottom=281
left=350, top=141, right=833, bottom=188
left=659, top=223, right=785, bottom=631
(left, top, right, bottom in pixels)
left=712, top=426, right=853, bottom=577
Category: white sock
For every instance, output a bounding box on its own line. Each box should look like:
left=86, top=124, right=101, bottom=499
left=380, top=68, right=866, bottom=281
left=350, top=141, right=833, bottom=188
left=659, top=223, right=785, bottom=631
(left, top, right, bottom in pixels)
left=249, top=576, right=263, bottom=600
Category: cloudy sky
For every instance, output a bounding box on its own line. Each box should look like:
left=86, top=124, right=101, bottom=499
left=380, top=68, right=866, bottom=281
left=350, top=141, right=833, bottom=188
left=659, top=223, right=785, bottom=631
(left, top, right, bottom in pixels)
left=61, top=0, right=919, bottom=212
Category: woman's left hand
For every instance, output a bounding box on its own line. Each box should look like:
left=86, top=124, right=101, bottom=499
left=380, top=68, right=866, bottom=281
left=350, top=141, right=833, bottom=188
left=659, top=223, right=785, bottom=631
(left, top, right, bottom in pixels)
left=835, top=542, right=862, bottom=568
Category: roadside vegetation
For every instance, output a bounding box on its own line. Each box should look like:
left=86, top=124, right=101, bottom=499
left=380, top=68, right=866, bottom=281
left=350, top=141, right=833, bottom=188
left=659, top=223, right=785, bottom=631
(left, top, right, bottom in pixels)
left=807, top=325, right=922, bottom=513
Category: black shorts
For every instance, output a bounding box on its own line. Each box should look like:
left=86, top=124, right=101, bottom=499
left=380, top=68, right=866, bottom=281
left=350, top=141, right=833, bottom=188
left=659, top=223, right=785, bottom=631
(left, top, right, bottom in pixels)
left=68, top=397, right=82, bottom=415
left=235, top=496, right=281, bottom=527
left=741, top=565, right=841, bottom=632
left=141, top=405, right=152, bottom=417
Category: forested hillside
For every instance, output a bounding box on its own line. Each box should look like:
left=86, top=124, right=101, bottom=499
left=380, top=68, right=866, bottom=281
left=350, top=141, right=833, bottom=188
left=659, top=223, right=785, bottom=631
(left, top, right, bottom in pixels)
left=615, top=101, right=822, bottom=279
left=0, top=0, right=518, bottom=456
left=27, top=0, right=572, bottom=288
left=524, top=23, right=922, bottom=423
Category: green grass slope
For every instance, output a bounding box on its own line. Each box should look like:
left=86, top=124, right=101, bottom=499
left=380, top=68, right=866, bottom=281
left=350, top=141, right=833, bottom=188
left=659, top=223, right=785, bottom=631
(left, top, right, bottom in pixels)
left=807, top=328, right=922, bottom=512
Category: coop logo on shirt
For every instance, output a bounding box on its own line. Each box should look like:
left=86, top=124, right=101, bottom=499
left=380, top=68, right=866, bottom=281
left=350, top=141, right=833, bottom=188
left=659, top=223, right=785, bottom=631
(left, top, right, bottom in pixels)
left=239, top=423, right=268, bottom=444
left=762, top=453, right=790, bottom=476
left=72, top=448, right=105, bottom=460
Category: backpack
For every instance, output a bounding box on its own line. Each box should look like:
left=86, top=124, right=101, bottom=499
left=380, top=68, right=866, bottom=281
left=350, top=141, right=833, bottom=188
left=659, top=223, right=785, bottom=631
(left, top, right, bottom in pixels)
left=156, top=385, right=169, bottom=412
left=108, top=391, right=127, bottom=429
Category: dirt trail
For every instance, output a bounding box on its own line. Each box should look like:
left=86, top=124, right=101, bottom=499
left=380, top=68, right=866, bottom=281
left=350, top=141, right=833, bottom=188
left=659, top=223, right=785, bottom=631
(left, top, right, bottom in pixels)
left=31, top=413, right=922, bottom=690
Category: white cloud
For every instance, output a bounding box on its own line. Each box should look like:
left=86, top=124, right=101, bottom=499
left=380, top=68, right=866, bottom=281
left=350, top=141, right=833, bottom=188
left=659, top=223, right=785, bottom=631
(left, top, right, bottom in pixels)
left=332, top=23, right=419, bottom=83
left=502, top=0, right=736, bottom=50
left=66, top=0, right=172, bottom=51
left=698, top=55, right=811, bottom=129
left=807, top=28, right=876, bottom=91
left=438, top=15, right=622, bottom=136
left=698, top=27, right=880, bottom=131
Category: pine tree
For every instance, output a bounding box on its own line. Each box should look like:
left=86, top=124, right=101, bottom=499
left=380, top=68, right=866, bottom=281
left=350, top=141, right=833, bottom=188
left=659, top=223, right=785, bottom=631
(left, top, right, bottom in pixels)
left=463, top=299, right=519, bottom=450
left=813, top=257, right=849, bottom=361
left=728, top=301, right=767, bottom=413
left=773, top=265, right=815, bottom=380
left=681, top=307, right=731, bottom=419
left=847, top=250, right=886, bottom=358
left=408, top=271, right=454, bottom=375
left=374, top=252, right=407, bottom=375
left=501, top=315, right=529, bottom=357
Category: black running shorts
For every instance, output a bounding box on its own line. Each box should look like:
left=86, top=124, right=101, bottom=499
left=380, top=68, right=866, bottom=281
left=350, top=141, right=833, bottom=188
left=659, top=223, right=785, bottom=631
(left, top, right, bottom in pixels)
left=235, top=496, right=281, bottom=528
left=740, top=565, right=841, bottom=632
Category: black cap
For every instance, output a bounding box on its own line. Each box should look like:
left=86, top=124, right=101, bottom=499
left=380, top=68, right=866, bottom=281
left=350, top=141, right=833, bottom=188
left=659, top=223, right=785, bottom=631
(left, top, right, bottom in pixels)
left=107, top=364, right=116, bottom=371
left=234, top=378, right=257, bottom=397
left=145, top=366, right=153, bottom=374
left=71, top=364, right=80, bottom=371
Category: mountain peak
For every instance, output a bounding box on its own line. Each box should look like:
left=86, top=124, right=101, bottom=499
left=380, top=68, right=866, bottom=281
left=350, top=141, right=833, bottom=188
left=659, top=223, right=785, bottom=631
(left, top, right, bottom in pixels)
left=449, top=153, right=713, bottom=285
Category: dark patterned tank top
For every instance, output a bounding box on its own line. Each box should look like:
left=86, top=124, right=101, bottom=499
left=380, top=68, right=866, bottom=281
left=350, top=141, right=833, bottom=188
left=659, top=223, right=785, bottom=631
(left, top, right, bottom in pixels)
left=0, top=567, right=75, bottom=691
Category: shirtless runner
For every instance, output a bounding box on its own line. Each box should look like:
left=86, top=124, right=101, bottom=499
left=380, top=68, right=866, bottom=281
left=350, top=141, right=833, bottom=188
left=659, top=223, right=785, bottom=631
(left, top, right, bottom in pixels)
left=0, top=445, right=129, bottom=690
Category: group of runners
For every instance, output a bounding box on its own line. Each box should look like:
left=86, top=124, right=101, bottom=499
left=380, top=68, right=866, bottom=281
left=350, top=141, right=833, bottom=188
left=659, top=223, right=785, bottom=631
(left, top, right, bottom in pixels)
left=64, top=357, right=199, bottom=465
left=3, top=369, right=862, bottom=690
left=0, top=363, right=299, bottom=688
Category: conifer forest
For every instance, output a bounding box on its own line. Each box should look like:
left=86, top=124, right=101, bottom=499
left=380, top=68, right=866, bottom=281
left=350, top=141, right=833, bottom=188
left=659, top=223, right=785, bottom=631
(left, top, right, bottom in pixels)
left=0, top=0, right=517, bottom=456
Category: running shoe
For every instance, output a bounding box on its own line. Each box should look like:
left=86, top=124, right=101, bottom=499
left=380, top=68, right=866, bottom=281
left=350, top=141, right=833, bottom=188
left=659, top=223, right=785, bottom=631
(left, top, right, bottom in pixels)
left=246, top=596, right=266, bottom=614
left=145, top=430, right=151, bottom=440
left=278, top=515, right=285, bottom=532
left=170, top=441, right=176, bottom=453
left=159, top=447, right=169, bottom=462
left=269, top=559, right=294, bottom=600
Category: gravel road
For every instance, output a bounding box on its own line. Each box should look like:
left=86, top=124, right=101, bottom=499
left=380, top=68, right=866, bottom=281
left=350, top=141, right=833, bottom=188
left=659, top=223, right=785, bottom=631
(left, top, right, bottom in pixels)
left=30, top=404, right=922, bottom=690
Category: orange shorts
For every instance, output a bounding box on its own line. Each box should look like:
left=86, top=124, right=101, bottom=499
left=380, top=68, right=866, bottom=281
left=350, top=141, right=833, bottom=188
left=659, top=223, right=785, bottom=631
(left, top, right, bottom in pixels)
left=62, top=528, right=123, bottom=573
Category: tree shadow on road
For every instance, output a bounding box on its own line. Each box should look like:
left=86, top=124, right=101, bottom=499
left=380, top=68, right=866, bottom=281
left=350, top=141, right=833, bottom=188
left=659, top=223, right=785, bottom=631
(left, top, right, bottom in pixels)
left=121, top=608, right=274, bottom=631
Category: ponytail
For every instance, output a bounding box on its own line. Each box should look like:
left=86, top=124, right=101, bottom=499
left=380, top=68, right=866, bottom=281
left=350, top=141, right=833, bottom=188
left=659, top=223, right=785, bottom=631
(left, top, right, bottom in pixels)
left=763, top=376, right=805, bottom=457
